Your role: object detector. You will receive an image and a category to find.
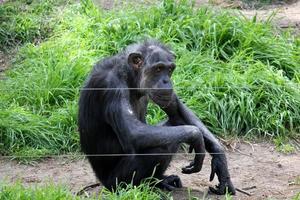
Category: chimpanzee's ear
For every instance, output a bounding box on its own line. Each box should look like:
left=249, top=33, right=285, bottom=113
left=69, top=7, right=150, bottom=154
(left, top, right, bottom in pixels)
left=128, top=52, right=144, bottom=70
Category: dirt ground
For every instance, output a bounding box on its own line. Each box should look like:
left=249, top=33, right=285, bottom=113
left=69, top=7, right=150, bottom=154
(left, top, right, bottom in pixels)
left=97, top=0, right=300, bottom=30
left=240, top=1, right=300, bottom=30
left=196, top=0, right=300, bottom=31
left=1, top=142, right=299, bottom=199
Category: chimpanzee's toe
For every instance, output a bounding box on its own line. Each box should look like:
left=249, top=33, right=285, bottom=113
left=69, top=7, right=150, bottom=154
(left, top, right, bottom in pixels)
left=157, top=175, right=182, bottom=191
left=208, top=180, right=236, bottom=195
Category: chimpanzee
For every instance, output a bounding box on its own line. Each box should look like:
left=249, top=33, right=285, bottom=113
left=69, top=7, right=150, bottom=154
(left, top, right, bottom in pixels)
left=78, top=40, right=235, bottom=195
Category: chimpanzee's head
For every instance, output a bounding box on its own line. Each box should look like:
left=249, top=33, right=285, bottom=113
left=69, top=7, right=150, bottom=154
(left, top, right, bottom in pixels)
left=127, top=42, right=176, bottom=107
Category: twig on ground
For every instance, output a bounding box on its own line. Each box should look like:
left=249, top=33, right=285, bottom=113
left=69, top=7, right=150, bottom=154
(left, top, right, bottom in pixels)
left=242, top=185, right=257, bottom=190
left=236, top=187, right=252, bottom=196
left=76, top=182, right=101, bottom=196
left=235, top=148, right=252, bottom=157
left=218, top=137, right=230, bottom=151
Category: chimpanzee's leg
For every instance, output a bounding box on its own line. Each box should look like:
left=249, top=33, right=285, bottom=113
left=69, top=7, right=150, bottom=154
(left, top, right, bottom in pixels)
left=102, top=145, right=181, bottom=191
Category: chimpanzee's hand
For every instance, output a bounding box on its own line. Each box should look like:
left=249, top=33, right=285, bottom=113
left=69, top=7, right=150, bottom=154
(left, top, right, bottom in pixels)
left=209, top=155, right=236, bottom=195
left=182, top=160, right=200, bottom=174
left=181, top=140, right=204, bottom=174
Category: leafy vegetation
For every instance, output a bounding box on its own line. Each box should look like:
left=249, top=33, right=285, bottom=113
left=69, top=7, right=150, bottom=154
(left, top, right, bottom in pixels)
left=0, top=181, right=170, bottom=200
left=273, top=136, right=296, bottom=153
left=0, top=182, right=79, bottom=200
left=0, top=0, right=70, bottom=50
left=99, top=181, right=170, bottom=200
left=293, top=192, right=300, bottom=200
left=0, top=0, right=299, bottom=158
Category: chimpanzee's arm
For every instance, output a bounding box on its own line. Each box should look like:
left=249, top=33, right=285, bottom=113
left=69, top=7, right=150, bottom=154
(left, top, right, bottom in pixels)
left=158, top=94, right=236, bottom=195
left=104, top=90, right=205, bottom=173
left=162, top=95, right=224, bottom=153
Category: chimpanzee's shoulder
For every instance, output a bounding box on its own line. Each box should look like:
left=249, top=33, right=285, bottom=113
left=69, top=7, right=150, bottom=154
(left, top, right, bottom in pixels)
left=93, top=54, right=125, bottom=72
left=86, top=54, right=127, bottom=89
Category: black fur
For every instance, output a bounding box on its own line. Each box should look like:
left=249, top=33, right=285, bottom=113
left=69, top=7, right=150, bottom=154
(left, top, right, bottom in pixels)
left=78, top=40, right=235, bottom=194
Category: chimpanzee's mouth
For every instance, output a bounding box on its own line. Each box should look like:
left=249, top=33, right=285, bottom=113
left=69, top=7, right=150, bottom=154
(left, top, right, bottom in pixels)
left=149, top=92, right=172, bottom=107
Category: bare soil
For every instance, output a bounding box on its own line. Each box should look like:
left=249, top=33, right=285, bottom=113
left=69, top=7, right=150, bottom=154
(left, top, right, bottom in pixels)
left=240, top=1, right=300, bottom=30
left=195, top=0, right=300, bottom=32
left=94, top=0, right=300, bottom=32
left=1, top=142, right=299, bottom=199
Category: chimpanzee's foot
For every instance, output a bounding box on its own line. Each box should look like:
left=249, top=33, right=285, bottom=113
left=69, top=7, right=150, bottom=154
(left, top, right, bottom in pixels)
left=157, top=175, right=182, bottom=191
left=209, top=178, right=236, bottom=195
left=209, top=155, right=236, bottom=195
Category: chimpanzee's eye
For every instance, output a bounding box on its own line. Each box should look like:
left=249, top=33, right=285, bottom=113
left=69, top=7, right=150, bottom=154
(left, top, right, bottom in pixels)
left=156, top=66, right=161, bottom=73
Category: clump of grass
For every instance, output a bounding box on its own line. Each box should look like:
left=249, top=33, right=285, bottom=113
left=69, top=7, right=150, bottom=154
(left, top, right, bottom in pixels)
left=100, top=181, right=170, bottom=200
left=0, top=0, right=70, bottom=50
left=0, top=103, right=79, bottom=156
left=0, top=181, right=169, bottom=200
left=0, top=0, right=299, bottom=157
left=293, top=192, right=300, bottom=200
left=0, top=182, right=80, bottom=200
left=273, top=136, right=296, bottom=153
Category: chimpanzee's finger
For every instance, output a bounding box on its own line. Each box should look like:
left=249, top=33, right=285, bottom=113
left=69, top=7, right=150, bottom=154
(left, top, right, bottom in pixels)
left=182, top=166, right=200, bottom=174
left=209, top=162, right=216, bottom=181
left=188, top=145, right=193, bottom=153
left=181, top=166, right=193, bottom=174
left=184, top=160, right=194, bottom=168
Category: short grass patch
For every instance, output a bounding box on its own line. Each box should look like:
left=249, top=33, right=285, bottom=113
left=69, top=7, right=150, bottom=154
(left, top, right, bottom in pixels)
left=0, top=0, right=72, bottom=50
left=0, top=181, right=170, bottom=200
left=0, top=0, right=299, bottom=157
left=0, top=182, right=79, bottom=200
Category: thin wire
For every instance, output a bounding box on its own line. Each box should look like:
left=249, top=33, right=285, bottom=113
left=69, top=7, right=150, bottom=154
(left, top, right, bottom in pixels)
left=0, top=85, right=298, bottom=91
left=0, top=152, right=229, bottom=158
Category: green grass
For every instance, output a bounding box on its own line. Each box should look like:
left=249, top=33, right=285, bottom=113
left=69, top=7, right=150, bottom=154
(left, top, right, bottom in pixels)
left=0, top=181, right=170, bottom=200
left=0, top=182, right=79, bottom=200
left=99, top=182, right=170, bottom=200
left=273, top=136, right=296, bottom=153
left=0, top=0, right=299, bottom=157
left=1, top=181, right=299, bottom=200
left=293, top=192, right=300, bottom=200
left=0, top=0, right=71, bottom=50
left=0, top=181, right=238, bottom=200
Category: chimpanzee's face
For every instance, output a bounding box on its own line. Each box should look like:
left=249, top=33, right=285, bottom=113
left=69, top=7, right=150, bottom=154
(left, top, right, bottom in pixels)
left=127, top=45, right=176, bottom=107
left=140, top=47, right=176, bottom=107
